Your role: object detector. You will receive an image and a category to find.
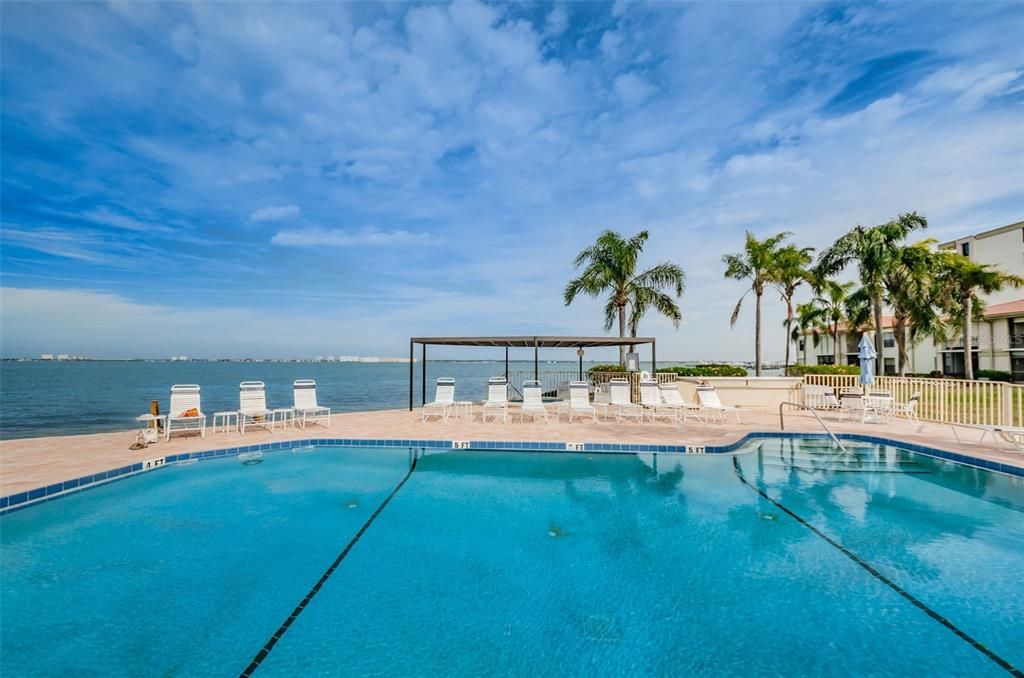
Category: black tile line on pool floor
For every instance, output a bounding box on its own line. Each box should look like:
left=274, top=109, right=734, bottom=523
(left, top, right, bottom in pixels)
left=730, top=457, right=1022, bottom=678
left=238, top=452, right=420, bottom=678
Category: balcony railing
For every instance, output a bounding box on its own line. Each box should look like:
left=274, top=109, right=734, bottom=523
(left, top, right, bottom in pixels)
left=943, top=336, right=979, bottom=351
left=1011, top=334, right=1024, bottom=350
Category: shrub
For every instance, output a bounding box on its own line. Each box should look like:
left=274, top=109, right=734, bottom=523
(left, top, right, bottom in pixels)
left=787, top=364, right=860, bottom=376
left=587, top=364, right=626, bottom=373
left=656, top=364, right=748, bottom=377
left=975, top=370, right=1012, bottom=382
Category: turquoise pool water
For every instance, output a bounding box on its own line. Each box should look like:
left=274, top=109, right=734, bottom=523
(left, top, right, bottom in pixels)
left=2, top=441, right=1022, bottom=676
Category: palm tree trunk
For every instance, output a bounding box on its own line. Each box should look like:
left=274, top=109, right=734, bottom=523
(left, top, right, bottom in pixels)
left=784, top=299, right=793, bottom=376
left=803, top=335, right=808, bottom=366
left=962, top=295, right=974, bottom=380
left=618, top=303, right=627, bottom=366
left=873, top=295, right=884, bottom=376
left=833, top=320, right=840, bottom=364
left=895, top=318, right=908, bottom=377
left=754, top=291, right=762, bottom=377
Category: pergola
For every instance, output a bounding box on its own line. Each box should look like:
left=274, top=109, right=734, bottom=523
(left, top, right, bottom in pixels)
left=408, top=335, right=656, bottom=409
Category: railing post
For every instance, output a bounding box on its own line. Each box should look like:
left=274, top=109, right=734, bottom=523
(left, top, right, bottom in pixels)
left=1000, top=381, right=1011, bottom=426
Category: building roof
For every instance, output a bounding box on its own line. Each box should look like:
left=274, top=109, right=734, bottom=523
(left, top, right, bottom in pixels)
left=409, top=335, right=655, bottom=348
left=938, top=220, right=1023, bottom=249
left=982, top=298, right=1024, bottom=318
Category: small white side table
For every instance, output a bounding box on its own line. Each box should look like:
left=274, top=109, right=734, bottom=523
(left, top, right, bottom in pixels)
left=453, top=401, right=474, bottom=420
left=212, top=411, right=239, bottom=434
left=273, top=407, right=295, bottom=429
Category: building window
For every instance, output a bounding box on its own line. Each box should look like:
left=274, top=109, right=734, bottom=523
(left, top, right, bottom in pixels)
left=961, top=242, right=970, bottom=257
left=884, top=358, right=896, bottom=375
left=1012, top=355, right=1024, bottom=383
left=817, top=355, right=835, bottom=365
left=883, top=332, right=895, bottom=348
left=798, top=339, right=805, bottom=351
left=847, top=355, right=860, bottom=366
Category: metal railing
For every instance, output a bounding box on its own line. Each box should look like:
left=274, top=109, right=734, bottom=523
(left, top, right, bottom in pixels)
left=802, top=374, right=1024, bottom=428
left=778, top=401, right=847, bottom=453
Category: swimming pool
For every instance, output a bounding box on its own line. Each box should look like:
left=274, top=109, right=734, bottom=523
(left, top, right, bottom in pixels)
left=2, top=440, right=1022, bottom=676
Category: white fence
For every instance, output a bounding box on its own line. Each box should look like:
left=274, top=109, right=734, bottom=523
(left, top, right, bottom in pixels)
left=803, top=374, right=1024, bottom=428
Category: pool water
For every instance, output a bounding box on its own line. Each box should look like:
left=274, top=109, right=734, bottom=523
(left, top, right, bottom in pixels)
left=2, top=441, right=1022, bottom=676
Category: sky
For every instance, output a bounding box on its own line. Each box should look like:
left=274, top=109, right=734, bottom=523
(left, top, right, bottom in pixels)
left=1, top=1, right=1022, bottom=361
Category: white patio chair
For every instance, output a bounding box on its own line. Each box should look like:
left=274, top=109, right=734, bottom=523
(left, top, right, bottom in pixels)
left=659, top=383, right=702, bottom=423
left=837, top=392, right=876, bottom=424
left=520, top=380, right=549, bottom=423
left=481, top=377, right=509, bottom=423
left=892, top=391, right=921, bottom=429
left=239, top=381, right=274, bottom=434
left=293, top=379, right=330, bottom=428
left=165, top=384, right=206, bottom=441
left=803, top=385, right=841, bottom=410
left=639, top=380, right=675, bottom=423
left=566, top=380, right=597, bottom=422
left=606, top=378, right=643, bottom=422
left=423, top=377, right=456, bottom=422
left=696, top=385, right=743, bottom=424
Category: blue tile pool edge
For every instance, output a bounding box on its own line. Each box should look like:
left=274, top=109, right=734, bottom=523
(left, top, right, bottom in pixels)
left=2, top=433, right=1021, bottom=514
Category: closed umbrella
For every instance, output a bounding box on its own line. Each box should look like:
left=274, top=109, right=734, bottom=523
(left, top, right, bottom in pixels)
left=858, top=333, right=877, bottom=387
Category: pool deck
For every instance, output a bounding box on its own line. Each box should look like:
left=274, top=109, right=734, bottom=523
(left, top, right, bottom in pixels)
left=1, top=407, right=1022, bottom=496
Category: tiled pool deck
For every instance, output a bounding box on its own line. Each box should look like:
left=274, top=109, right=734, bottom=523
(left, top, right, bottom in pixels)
left=2, top=407, right=1021, bottom=505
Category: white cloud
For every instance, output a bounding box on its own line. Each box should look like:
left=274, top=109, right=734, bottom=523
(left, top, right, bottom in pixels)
left=249, top=205, right=301, bottom=222
left=270, top=226, right=438, bottom=248
left=614, top=72, right=654, bottom=107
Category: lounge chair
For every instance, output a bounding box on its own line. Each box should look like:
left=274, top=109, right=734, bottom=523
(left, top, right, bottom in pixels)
left=696, top=385, right=743, bottom=424
left=423, top=377, right=456, bottom=422
left=165, top=384, right=206, bottom=441
left=976, top=425, right=1024, bottom=453
left=605, top=378, right=643, bottom=422
left=659, top=383, right=702, bottom=423
left=639, top=380, right=675, bottom=423
left=520, top=380, right=550, bottom=423
left=293, top=379, right=330, bottom=428
left=565, top=380, right=597, bottom=422
left=481, top=377, right=509, bottom=423
left=239, top=381, right=274, bottom=434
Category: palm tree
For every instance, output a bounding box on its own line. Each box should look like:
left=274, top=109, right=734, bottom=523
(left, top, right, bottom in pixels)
left=564, top=230, right=685, bottom=365
left=817, top=212, right=928, bottom=375
left=771, top=243, right=815, bottom=375
left=790, top=301, right=825, bottom=366
left=723, top=231, right=791, bottom=376
left=934, top=254, right=1023, bottom=380
left=809, top=280, right=856, bottom=364
left=881, top=241, right=946, bottom=375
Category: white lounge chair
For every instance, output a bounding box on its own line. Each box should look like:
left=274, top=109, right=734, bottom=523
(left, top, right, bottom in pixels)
left=423, top=377, right=456, bottom=422
left=293, top=379, right=330, bottom=428
left=165, top=384, right=206, bottom=441
left=976, top=425, right=1024, bottom=453
left=565, top=380, right=597, bottom=422
left=520, top=380, right=550, bottom=422
left=696, top=385, right=743, bottom=424
left=659, top=383, right=702, bottom=423
left=481, top=377, right=509, bottom=423
left=605, top=378, right=643, bottom=422
left=639, top=380, right=675, bottom=423
left=239, top=381, right=274, bottom=434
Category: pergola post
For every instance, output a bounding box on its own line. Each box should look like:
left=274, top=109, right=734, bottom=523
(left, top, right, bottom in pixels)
left=652, top=338, right=657, bottom=372
left=408, top=340, right=414, bottom=411
left=504, top=347, right=509, bottom=382
left=533, top=337, right=539, bottom=381
left=421, top=343, right=426, bottom=406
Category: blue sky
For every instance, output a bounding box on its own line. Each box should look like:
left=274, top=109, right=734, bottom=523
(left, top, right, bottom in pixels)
left=2, top=1, right=1022, bottom=360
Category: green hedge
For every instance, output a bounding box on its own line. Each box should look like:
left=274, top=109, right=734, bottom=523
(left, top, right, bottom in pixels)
left=657, top=364, right=747, bottom=377
left=787, top=364, right=860, bottom=376
left=976, top=370, right=1013, bottom=382
left=588, top=363, right=747, bottom=377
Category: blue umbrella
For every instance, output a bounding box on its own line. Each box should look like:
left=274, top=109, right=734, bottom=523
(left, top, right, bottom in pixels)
left=858, top=333, right=877, bottom=386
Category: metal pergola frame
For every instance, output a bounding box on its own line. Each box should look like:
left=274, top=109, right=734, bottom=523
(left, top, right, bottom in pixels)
left=408, top=335, right=656, bottom=410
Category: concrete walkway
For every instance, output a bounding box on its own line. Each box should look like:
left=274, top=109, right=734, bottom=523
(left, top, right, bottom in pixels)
left=2, top=407, right=1021, bottom=495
